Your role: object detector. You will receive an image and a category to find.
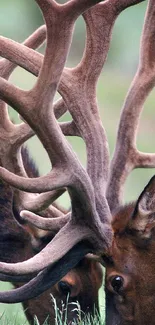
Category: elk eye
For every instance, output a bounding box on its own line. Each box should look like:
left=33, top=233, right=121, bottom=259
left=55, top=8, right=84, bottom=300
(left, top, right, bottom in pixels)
left=58, top=281, right=72, bottom=296
left=111, top=276, right=124, bottom=294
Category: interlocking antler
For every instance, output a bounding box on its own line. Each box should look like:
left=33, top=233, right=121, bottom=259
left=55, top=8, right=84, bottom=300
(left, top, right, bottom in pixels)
left=0, top=0, right=148, bottom=303
left=0, top=242, right=91, bottom=303
left=0, top=0, right=112, bottom=280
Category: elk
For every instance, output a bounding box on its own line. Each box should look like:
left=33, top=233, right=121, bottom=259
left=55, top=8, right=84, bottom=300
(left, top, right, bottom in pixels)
left=0, top=0, right=154, bottom=325
left=0, top=148, right=102, bottom=325
left=0, top=142, right=102, bottom=320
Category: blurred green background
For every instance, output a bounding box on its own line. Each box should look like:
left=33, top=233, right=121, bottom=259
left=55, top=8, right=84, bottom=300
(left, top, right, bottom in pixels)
left=0, top=0, right=154, bottom=323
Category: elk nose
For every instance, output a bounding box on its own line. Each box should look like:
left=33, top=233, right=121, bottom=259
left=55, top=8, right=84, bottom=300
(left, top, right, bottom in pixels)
left=56, top=271, right=82, bottom=297
left=58, top=281, right=72, bottom=296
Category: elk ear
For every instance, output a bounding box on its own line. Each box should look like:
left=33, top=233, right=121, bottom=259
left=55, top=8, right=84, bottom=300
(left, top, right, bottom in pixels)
left=129, top=175, right=155, bottom=238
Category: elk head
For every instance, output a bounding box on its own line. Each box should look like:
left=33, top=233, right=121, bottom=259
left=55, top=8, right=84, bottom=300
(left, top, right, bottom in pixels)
left=105, top=176, right=155, bottom=325
left=0, top=0, right=155, bottom=325
left=104, top=0, right=155, bottom=323
left=0, top=147, right=102, bottom=325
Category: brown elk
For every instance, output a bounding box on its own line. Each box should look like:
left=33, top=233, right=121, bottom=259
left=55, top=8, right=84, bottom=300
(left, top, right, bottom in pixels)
left=0, top=148, right=102, bottom=325
left=0, top=0, right=155, bottom=325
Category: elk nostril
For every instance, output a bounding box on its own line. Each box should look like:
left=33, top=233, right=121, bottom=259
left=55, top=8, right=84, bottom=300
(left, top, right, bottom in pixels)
left=111, top=276, right=124, bottom=294
left=58, top=281, right=72, bottom=296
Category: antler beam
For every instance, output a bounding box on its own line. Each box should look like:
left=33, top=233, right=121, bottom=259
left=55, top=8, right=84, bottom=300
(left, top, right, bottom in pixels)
left=106, top=0, right=155, bottom=211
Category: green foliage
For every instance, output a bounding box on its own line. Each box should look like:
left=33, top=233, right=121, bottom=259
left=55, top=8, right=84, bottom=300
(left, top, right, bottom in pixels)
left=0, top=296, right=105, bottom=325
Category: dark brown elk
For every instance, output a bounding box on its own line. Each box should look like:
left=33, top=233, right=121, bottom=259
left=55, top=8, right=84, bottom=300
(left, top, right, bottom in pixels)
left=105, top=177, right=155, bottom=325
left=0, top=147, right=102, bottom=325
left=0, top=0, right=155, bottom=325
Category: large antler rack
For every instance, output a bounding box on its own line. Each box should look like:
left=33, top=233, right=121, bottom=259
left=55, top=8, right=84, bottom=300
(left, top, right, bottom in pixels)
left=0, top=0, right=113, bottom=289
left=0, top=0, right=148, bottom=303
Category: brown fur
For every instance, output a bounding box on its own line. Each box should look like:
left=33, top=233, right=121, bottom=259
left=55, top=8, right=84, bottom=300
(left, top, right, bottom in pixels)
left=105, top=180, right=155, bottom=325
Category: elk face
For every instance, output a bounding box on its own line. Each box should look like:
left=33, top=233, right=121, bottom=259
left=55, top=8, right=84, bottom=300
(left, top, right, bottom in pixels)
left=23, top=257, right=103, bottom=325
left=105, top=176, right=155, bottom=325
left=23, top=232, right=103, bottom=324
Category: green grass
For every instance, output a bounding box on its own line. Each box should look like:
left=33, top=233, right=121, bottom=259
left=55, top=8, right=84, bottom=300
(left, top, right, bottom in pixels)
left=0, top=294, right=105, bottom=325
left=51, top=296, right=104, bottom=325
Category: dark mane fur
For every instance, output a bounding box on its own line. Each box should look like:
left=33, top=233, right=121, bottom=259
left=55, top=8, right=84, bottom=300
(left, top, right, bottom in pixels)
left=0, top=146, right=39, bottom=263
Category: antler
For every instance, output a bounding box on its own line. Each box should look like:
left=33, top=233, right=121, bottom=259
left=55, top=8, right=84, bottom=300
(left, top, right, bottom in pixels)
left=0, top=242, right=91, bottom=303
left=0, top=0, right=146, bottom=303
left=106, top=0, right=155, bottom=211
left=0, top=0, right=112, bottom=279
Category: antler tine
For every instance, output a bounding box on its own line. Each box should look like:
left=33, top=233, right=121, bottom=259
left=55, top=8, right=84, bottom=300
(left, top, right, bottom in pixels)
left=106, top=0, right=155, bottom=211
left=18, top=189, right=66, bottom=212
left=13, top=187, right=69, bottom=232
left=0, top=0, right=113, bottom=279
left=20, top=210, right=70, bottom=231
left=0, top=25, right=46, bottom=80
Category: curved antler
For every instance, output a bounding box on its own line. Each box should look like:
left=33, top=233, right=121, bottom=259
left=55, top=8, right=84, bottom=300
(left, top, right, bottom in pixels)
left=0, top=242, right=92, bottom=302
left=106, top=0, right=155, bottom=211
